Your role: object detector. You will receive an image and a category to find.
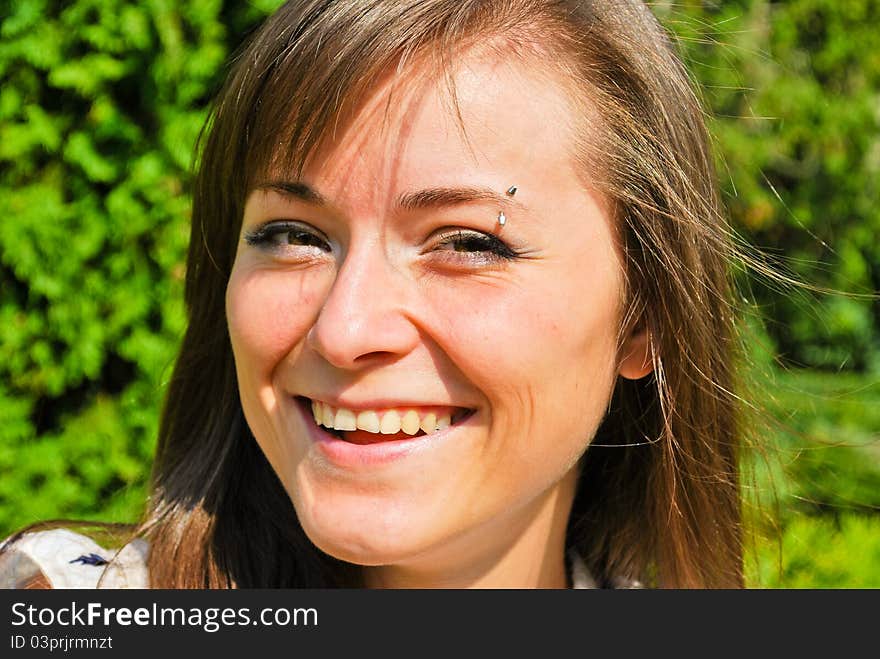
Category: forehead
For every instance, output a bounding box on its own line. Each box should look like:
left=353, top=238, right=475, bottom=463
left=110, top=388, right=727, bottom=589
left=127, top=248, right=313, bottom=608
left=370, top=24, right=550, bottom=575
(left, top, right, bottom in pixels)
left=262, top=50, right=582, bottom=202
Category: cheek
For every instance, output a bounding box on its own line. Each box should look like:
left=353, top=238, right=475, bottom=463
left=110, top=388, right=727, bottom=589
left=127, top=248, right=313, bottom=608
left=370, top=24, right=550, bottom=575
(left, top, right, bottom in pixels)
left=420, top=256, right=623, bottom=472
left=430, top=271, right=621, bottom=400
left=225, top=266, right=324, bottom=377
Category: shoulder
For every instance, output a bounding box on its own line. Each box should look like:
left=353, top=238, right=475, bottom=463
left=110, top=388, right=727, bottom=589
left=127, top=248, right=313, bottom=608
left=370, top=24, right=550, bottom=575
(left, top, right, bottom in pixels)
left=0, top=528, right=149, bottom=589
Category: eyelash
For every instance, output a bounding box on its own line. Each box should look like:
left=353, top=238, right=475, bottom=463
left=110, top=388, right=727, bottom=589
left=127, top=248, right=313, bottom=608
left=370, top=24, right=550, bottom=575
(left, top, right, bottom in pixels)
left=244, top=221, right=332, bottom=253
left=431, top=229, right=520, bottom=263
left=243, top=221, right=521, bottom=264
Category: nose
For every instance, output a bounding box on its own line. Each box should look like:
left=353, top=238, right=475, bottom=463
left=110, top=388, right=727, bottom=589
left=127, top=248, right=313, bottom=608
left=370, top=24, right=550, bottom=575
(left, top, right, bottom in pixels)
left=306, top=241, right=420, bottom=369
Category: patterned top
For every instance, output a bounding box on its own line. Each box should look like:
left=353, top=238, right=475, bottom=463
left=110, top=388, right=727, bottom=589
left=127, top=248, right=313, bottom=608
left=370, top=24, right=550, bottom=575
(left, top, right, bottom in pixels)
left=0, top=529, right=149, bottom=589
left=0, top=528, right=610, bottom=589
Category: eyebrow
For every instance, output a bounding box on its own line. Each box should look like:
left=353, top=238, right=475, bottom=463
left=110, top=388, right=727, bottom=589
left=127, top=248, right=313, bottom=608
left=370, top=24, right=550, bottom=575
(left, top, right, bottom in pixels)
left=255, top=181, right=327, bottom=205
left=255, top=180, right=524, bottom=212
left=396, top=186, right=524, bottom=212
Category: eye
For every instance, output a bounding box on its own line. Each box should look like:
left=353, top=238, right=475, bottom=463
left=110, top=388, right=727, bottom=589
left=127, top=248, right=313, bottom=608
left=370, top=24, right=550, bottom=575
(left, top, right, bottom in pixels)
left=243, top=221, right=332, bottom=255
left=431, top=229, right=519, bottom=263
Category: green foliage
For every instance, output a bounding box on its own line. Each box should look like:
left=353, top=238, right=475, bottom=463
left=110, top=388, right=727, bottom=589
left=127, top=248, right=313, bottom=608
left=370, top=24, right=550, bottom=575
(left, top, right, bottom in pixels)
left=663, top=0, right=880, bottom=371
left=749, top=514, right=880, bottom=587
left=0, top=0, right=284, bottom=534
left=745, top=367, right=880, bottom=587
left=761, top=369, right=880, bottom=515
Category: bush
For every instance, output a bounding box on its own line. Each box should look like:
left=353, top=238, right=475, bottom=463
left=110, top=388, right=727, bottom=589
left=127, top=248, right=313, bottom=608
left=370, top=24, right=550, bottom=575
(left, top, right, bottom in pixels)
left=0, top=0, right=284, bottom=534
left=667, top=0, right=880, bottom=371
left=750, top=514, right=880, bottom=588
left=746, top=368, right=880, bottom=587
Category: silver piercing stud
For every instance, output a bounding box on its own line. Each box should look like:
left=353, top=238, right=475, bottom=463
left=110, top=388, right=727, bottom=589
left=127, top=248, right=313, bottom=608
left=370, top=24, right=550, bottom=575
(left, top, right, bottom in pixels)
left=497, top=210, right=507, bottom=227
left=506, top=185, right=517, bottom=196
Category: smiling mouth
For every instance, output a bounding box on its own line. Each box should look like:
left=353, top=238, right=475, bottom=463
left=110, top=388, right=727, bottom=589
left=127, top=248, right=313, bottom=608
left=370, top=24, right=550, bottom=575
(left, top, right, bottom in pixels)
left=297, top=397, right=474, bottom=444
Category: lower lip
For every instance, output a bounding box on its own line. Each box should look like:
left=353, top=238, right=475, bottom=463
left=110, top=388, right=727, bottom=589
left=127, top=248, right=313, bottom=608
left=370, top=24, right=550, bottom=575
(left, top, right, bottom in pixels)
left=296, top=400, right=466, bottom=469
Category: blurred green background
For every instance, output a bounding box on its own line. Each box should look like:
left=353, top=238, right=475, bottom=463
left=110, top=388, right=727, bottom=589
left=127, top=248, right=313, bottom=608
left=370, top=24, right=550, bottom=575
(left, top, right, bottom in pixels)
left=1, top=0, right=878, bottom=587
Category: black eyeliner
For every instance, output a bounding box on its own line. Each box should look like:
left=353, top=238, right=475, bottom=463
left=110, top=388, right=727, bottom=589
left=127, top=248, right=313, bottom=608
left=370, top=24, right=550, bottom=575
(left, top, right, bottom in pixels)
left=436, top=229, right=521, bottom=261
left=243, top=220, right=332, bottom=252
left=243, top=220, right=298, bottom=245
left=243, top=224, right=272, bottom=246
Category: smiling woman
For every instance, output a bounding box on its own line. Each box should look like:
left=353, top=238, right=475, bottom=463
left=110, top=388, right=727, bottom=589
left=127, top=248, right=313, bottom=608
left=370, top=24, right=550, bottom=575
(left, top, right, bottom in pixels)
left=225, top=52, right=647, bottom=588
left=2, top=0, right=745, bottom=588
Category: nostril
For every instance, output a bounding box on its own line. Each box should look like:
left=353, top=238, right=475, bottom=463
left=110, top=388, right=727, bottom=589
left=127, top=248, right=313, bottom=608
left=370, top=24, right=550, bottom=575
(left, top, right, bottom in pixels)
left=352, top=350, right=401, bottom=364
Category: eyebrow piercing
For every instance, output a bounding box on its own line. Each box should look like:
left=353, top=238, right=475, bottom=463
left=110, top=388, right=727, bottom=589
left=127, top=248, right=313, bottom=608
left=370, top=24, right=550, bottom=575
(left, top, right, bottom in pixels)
left=497, top=185, right=515, bottom=227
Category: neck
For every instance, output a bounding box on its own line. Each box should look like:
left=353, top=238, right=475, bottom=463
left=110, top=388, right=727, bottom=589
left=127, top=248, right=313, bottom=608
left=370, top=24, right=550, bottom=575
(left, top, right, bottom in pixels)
left=363, top=468, right=578, bottom=589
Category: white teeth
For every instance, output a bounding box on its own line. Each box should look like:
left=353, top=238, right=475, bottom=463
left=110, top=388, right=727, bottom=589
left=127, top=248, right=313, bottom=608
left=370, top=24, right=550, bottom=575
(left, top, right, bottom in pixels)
left=380, top=410, right=401, bottom=434
left=333, top=408, right=357, bottom=431
left=400, top=410, right=420, bottom=435
left=356, top=410, right=380, bottom=433
left=419, top=412, right=437, bottom=434
left=322, top=403, right=335, bottom=428
left=308, top=399, right=464, bottom=436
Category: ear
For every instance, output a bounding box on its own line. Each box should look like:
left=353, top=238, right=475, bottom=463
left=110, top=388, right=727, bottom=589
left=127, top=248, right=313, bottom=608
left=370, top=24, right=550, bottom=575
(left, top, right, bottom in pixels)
left=618, top=324, right=654, bottom=380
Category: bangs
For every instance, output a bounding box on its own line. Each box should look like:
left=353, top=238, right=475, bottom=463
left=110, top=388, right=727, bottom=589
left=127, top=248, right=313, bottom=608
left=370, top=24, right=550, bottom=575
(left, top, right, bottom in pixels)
left=237, top=1, right=471, bottom=193
left=213, top=0, right=572, bottom=204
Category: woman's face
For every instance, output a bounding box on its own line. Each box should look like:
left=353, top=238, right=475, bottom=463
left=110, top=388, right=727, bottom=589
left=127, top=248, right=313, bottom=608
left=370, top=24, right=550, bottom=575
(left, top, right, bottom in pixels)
left=226, top=51, right=649, bottom=585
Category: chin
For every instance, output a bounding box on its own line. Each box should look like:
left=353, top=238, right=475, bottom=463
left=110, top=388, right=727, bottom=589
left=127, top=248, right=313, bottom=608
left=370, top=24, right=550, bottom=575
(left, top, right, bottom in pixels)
left=295, top=494, right=439, bottom=567
left=302, top=523, right=431, bottom=568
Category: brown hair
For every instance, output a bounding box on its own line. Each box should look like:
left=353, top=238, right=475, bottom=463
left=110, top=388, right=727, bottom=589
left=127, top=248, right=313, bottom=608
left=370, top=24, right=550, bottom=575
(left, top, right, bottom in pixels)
left=140, top=0, right=746, bottom=588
